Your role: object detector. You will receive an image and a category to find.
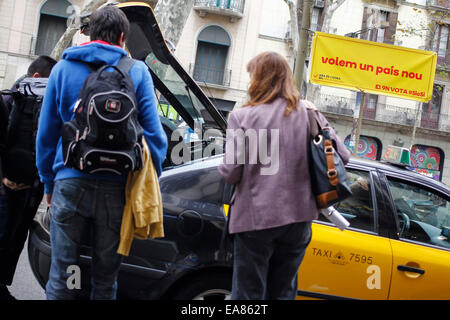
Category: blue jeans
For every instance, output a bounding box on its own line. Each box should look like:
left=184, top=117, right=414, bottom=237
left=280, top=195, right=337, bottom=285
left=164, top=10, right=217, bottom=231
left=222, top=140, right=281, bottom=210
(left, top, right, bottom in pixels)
left=231, top=221, right=312, bottom=300
left=46, top=178, right=125, bottom=300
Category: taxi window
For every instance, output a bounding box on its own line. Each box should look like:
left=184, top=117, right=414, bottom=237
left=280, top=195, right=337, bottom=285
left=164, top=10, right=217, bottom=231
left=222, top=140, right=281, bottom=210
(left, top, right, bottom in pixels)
left=317, top=170, right=375, bottom=232
left=387, top=178, right=450, bottom=250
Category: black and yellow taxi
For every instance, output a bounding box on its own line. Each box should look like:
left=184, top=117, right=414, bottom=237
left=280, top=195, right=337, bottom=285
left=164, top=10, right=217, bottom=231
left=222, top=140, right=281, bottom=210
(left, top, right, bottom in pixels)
left=28, top=2, right=450, bottom=300
left=297, top=148, right=450, bottom=300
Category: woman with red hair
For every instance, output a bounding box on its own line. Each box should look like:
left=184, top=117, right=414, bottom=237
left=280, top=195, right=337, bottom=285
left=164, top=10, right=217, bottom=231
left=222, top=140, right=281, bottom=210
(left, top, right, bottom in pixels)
left=219, top=52, right=350, bottom=300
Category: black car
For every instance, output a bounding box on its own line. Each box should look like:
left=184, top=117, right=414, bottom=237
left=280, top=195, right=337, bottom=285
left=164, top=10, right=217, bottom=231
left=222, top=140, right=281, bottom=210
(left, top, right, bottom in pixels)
left=29, top=2, right=231, bottom=300
left=28, top=3, right=450, bottom=300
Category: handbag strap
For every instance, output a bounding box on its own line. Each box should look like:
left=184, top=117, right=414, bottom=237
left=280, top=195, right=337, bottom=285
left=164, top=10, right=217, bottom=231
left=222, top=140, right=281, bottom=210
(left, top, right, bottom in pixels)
left=305, top=105, right=339, bottom=187
left=306, top=107, right=322, bottom=137
left=324, top=138, right=338, bottom=186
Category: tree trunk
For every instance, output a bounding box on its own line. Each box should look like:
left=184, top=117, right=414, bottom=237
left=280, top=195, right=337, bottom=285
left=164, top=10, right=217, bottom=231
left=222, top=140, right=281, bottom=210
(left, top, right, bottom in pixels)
left=154, top=0, right=195, bottom=49
left=321, top=0, right=346, bottom=33
left=405, top=11, right=448, bottom=147
left=306, top=0, right=346, bottom=103
left=50, top=0, right=196, bottom=61
left=284, top=0, right=299, bottom=60
left=50, top=0, right=111, bottom=60
left=294, top=0, right=313, bottom=92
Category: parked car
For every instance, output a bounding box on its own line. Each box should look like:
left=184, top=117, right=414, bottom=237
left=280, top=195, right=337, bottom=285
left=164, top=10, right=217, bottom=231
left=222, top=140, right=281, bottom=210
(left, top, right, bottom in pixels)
left=28, top=2, right=450, bottom=300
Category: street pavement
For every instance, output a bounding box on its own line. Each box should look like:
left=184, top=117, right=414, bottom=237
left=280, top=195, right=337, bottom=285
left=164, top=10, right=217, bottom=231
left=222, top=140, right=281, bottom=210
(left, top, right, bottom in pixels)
left=9, top=201, right=46, bottom=300
left=9, top=238, right=46, bottom=300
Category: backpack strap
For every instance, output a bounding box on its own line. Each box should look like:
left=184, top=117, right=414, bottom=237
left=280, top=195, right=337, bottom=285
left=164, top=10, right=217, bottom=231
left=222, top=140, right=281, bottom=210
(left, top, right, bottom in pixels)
left=84, top=62, right=102, bottom=72
left=82, top=57, right=135, bottom=75
left=116, top=56, right=136, bottom=75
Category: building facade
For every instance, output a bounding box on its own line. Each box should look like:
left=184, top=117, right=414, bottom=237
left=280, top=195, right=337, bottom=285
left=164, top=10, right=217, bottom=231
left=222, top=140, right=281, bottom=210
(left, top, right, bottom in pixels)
left=174, top=0, right=293, bottom=114
left=175, top=0, right=450, bottom=185
left=0, top=0, right=93, bottom=89
left=308, top=0, right=450, bottom=184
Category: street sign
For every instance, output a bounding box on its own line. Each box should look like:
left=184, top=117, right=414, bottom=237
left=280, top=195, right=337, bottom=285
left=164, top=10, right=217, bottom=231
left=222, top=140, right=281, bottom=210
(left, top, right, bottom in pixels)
left=309, top=32, right=437, bottom=102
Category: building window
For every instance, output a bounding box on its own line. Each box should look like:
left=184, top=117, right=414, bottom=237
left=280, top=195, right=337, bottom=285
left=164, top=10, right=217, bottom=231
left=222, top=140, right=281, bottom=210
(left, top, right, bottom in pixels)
left=193, top=26, right=231, bottom=86
left=363, top=94, right=378, bottom=120
left=311, top=8, right=323, bottom=32
left=35, top=0, right=71, bottom=56
left=432, top=24, right=449, bottom=66
left=362, top=8, right=397, bottom=45
left=375, top=11, right=388, bottom=43
left=421, top=84, right=443, bottom=130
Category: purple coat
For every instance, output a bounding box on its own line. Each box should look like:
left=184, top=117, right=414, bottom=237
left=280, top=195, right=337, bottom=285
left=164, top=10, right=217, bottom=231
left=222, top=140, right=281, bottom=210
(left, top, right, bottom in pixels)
left=218, top=98, right=351, bottom=234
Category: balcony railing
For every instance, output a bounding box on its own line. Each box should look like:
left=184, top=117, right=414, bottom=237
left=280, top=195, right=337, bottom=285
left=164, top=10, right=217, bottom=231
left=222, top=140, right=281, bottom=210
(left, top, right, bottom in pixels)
left=426, top=0, right=450, bottom=10
left=314, top=94, right=450, bottom=133
left=189, top=63, right=231, bottom=87
left=194, top=0, right=245, bottom=21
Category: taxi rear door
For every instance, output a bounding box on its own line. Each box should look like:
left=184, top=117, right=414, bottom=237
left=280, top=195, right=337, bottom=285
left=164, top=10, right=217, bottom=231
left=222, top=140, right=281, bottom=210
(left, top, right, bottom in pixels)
left=297, top=168, right=393, bottom=300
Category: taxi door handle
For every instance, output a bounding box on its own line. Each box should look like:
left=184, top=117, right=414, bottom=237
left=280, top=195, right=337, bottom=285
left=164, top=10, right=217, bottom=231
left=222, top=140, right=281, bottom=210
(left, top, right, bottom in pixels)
left=397, top=265, right=425, bottom=275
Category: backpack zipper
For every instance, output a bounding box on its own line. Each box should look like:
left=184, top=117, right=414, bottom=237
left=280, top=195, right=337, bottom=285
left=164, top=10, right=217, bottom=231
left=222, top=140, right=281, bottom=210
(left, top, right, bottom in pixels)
left=83, top=148, right=136, bottom=170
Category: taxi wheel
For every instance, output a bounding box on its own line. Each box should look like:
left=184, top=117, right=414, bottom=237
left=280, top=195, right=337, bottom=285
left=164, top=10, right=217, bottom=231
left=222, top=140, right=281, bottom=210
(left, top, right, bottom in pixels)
left=170, top=272, right=232, bottom=300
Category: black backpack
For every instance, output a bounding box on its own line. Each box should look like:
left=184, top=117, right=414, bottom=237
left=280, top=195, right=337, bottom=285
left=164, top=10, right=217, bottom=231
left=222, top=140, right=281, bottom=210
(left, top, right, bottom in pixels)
left=62, top=57, right=143, bottom=175
left=1, top=78, right=47, bottom=185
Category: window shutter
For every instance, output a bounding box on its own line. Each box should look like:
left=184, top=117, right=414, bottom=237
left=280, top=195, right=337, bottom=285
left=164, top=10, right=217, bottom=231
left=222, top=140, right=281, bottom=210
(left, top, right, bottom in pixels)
left=361, top=7, right=371, bottom=40
left=384, top=11, right=398, bottom=45
left=445, top=25, right=449, bottom=66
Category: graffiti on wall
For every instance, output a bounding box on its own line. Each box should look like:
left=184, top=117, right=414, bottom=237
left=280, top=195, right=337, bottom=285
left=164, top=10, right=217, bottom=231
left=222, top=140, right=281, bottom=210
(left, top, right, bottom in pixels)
left=407, top=145, right=444, bottom=181
left=344, top=135, right=381, bottom=161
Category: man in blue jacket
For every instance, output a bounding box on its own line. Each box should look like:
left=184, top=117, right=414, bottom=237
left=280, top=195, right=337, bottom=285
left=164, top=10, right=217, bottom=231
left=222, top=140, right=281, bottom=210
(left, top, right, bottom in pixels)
left=36, top=6, right=168, bottom=300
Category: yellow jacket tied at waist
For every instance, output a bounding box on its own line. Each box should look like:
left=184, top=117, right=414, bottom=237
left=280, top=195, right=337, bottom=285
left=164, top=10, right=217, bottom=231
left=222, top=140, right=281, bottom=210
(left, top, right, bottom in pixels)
left=117, top=138, right=164, bottom=256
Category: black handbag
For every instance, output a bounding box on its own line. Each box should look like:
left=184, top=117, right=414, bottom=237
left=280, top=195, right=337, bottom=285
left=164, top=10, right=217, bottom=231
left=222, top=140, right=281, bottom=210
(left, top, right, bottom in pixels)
left=307, top=109, right=352, bottom=209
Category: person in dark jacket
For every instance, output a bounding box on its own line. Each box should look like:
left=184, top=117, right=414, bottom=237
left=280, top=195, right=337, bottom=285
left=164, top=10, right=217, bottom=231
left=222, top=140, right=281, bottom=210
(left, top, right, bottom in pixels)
left=0, top=97, right=8, bottom=276
left=0, top=97, right=7, bottom=184
left=0, top=55, right=57, bottom=300
left=218, top=51, right=350, bottom=300
left=36, top=6, right=167, bottom=300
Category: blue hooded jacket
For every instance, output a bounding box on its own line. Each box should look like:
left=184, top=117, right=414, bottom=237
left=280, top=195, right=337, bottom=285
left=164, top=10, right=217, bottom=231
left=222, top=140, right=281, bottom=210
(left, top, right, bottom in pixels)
left=36, top=42, right=168, bottom=195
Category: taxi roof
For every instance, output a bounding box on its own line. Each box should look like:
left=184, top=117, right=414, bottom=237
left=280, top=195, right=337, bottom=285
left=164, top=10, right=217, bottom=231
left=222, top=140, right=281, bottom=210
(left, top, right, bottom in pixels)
left=348, top=156, right=449, bottom=192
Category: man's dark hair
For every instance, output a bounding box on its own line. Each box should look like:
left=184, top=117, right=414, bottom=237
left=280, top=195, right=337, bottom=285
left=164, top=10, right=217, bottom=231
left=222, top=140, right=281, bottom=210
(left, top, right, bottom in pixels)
left=89, top=6, right=130, bottom=45
left=27, top=56, right=57, bottom=78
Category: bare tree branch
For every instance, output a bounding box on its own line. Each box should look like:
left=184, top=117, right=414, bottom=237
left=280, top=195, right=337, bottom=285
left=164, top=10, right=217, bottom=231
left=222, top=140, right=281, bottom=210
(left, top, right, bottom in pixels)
left=322, top=0, right=346, bottom=33
left=50, top=0, right=111, bottom=60
left=294, top=0, right=313, bottom=92
left=154, top=0, right=195, bottom=49
left=307, top=0, right=347, bottom=101
left=50, top=0, right=161, bottom=61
